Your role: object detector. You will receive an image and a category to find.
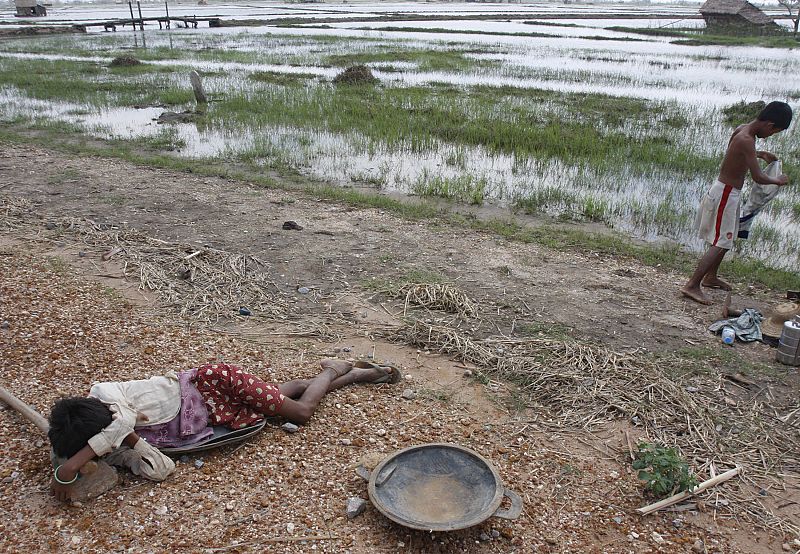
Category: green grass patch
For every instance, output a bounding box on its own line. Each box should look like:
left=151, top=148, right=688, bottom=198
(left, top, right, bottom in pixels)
left=607, top=26, right=799, bottom=48
left=412, top=173, right=487, bottom=205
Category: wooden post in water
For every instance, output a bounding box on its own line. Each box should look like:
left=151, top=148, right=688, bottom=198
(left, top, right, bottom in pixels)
left=164, top=0, right=170, bottom=29
left=136, top=0, right=144, bottom=31
left=128, top=0, right=135, bottom=28
left=190, top=70, right=207, bottom=112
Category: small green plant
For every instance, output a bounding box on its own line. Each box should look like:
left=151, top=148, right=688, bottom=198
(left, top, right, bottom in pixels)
left=633, top=442, right=697, bottom=498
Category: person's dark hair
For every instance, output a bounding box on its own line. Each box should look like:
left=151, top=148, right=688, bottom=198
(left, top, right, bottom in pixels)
left=757, top=101, right=793, bottom=130
left=48, top=397, right=112, bottom=458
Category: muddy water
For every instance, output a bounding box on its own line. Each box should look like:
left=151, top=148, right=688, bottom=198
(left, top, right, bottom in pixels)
left=0, top=3, right=798, bottom=270
left=398, top=474, right=480, bottom=524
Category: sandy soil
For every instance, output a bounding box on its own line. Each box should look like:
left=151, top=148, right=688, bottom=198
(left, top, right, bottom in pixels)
left=0, top=143, right=797, bottom=553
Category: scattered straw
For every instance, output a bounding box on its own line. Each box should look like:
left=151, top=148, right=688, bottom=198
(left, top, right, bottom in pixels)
left=393, top=319, right=800, bottom=535
left=57, top=217, right=289, bottom=324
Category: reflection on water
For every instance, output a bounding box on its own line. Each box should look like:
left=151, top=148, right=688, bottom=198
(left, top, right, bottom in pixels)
left=0, top=3, right=798, bottom=270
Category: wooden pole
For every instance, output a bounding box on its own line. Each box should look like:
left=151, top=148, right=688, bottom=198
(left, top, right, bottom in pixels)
left=0, top=385, right=49, bottom=433
left=136, top=0, right=144, bottom=31
left=164, top=0, right=170, bottom=29
left=128, top=0, right=135, bottom=28
left=189, top=70, right=208, bottom=105
left=637, top=467, right=741, bottom=515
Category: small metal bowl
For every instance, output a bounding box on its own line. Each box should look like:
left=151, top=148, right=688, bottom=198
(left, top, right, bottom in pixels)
left=358, top=443, right=522, bottom=532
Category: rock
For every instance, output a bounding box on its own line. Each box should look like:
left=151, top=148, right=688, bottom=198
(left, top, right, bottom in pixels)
left=67, top=460, right=119, bottom=501
left=286, top=522, right=295, bottom=534
left=282, top=422, right=300, bottom=433
left=154, top=506, right=168, bottom=516
left=45, top=221, right=56, bottom=230
left=297, top=287, right=310, bottom=294
left=401, top=389, right=416, bottom=400
left=179, top=455, right=190, bottom=464
left=340, top=438, right=351, bottom=446
left=282, top=221, right=303, bottom=231
left=479, top=533, right=491, bottom=541
left=342, top=347, right=351, bottom=352
left=692, top=539, right=704, bottom=553
left=652, top=531, right=665, bottom=544
left=613, top=516, right=623, bottom=524
left=0, top=321, right=9, bottom=329
left=346, top=497, right=367, bottom=519
left=463, top=369, right=473, bottom=377
left=685, top=386, right=699, bottom=393
left=225, top=501, right=235, bottom=511
left=783, top=544, right=791, bottom=552
left=238, top=307, right=251, bottom=316
left=672, top=518, right=683, bottom=528
left=491, top=530, right=500, bottom=539
left=376, top=428, right=386, bottom=437
left=194, top=459, right=204, bottom=469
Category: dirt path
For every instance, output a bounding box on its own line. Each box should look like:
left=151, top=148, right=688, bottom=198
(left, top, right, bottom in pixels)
left=0, top=143, right=796, bottom=552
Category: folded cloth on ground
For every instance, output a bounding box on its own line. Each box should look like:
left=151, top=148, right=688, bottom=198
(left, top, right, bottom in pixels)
left=738, top=161, right=782, bottom=239
left=708, top=308, right=764, bottom=342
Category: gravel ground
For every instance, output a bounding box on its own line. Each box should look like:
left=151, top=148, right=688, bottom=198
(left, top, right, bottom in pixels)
left=0, top=238, right=777, bottom=553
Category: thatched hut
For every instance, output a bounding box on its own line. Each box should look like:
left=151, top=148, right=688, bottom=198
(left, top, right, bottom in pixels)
left=15, top=0, right=47, bottom=16
left=699, top=0, right=781, bottom=34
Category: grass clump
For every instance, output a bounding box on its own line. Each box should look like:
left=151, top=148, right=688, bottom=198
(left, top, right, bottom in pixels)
left=332, top=65, right=379, bottom=85
left=109, top=56, right=141, bottom=67
left=722, top=100, right=765, bottom=126
left=413, top=174, right=487, bottom=205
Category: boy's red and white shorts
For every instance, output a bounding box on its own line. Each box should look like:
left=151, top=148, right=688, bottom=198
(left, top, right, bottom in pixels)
left=695, top=180, right=741, bottom=250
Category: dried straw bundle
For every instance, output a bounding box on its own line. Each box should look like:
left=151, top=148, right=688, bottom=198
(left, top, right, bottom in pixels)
left=394, top=282, right=478, bottom=318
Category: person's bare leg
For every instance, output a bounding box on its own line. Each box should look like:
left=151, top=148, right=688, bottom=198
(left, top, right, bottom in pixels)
left=275, top=359, right=354, bottom=424
left=681, top=246, right=727, bottom=305
left=276, top=368, right=338, bottom=424
left=279, top=363, right=397, bottom=400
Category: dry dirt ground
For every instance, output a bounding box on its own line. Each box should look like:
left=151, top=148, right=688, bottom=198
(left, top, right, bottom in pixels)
left=0, top=143, right=798, bottom=553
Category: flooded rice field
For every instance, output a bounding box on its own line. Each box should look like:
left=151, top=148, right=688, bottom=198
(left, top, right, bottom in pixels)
left=0, top=1, right=798, bottom=270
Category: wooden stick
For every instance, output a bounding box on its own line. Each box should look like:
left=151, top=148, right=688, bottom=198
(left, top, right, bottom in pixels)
left=637, top=467, right=741, bottom=515
left=0, top=385, right=49, bottom=433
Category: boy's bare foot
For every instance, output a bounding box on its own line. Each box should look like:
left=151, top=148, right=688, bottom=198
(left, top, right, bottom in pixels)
left=320, top=359, right=353, bottom=378
left=701, top=277, right=732, bottom=291
left=351, top=361, right=401, bottom=384
left=681, top=286, right=712, bottom=305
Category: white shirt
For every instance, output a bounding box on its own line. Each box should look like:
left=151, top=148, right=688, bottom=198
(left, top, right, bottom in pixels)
left=87, top=371, right=182, bottom=457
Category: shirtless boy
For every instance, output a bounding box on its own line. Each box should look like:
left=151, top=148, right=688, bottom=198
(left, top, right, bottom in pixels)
left=681, top=101, right=792, bottom=305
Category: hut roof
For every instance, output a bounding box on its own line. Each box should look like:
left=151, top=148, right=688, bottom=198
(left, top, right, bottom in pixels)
left=699, top=0, right=775, bottom=24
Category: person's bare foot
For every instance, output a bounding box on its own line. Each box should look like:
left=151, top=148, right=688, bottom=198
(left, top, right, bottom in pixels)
left=681, top=286, right=712, bottom=305
left=320, top=359, right=353, bottom=378
left=350, top=363, right=401, bottom=384
left=701, top=276, right=732, bottom=291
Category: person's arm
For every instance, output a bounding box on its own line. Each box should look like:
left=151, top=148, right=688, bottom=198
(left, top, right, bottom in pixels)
left=742, top=140, right=788, bottom=186
left=50, top=432, right=140, bottom=501
left=755, top=150, right=778, bottom=163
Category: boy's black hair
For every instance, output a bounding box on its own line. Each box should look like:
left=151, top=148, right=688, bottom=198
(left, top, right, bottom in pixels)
left=48, top=397, right=113, bottom=458
left=757, top=101, right=793, bottom=130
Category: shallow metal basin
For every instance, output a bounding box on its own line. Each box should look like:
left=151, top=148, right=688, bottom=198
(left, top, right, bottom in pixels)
left=360, top=443, right=522, bottom=531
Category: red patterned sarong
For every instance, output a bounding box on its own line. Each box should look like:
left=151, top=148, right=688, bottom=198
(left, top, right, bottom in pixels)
left=193, top=363, right=285, bottom=429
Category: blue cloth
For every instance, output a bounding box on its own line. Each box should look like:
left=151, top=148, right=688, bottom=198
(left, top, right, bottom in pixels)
left=708, top=309, right=764, bottom=342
